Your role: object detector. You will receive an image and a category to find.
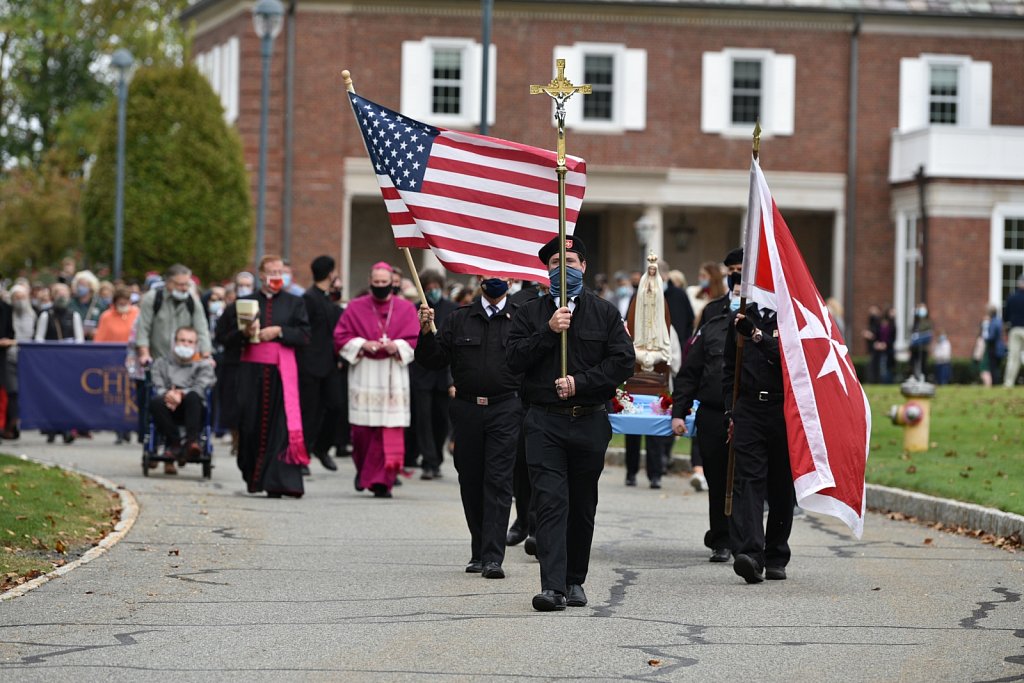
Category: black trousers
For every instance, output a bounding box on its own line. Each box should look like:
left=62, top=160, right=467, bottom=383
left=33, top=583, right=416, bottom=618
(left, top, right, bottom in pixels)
left=624, top=434, right=670, bottom=481
left=524, top=407, right=611, bottom=594
left=150, top=392, right=203, bottom=445
left=511, top=413, right=535, bottom=534
left=728, top=398, right=795, bottom=570
left=695, top=407, right=730, bottom=551
left=300, top=370, right=342, bottom=454
left=414, top=388, right=450, bottom=470
left=450, top=398, right=521, bottom=564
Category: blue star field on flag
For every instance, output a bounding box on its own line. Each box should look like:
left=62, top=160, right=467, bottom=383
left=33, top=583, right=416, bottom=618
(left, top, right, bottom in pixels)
left=350, top=92, right=436, bottom=191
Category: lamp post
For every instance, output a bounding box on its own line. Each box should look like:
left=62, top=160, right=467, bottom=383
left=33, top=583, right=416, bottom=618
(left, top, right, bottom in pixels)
left=252, top=0, right=284, bottom=263
left=111, top=48, right=134, bottom=281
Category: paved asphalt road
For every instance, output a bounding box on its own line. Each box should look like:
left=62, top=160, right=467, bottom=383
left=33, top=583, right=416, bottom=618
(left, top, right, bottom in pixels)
left=1, top=432, right=1021, bottom=682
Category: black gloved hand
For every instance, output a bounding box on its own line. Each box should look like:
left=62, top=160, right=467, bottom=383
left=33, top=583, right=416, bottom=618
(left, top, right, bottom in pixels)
left=735, top=315, right=755, bottom=338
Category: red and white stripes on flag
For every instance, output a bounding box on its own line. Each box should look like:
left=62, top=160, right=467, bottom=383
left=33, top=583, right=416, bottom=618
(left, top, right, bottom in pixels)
left=348, top=92, right=586, bottom=283
left=742, top=158, right=871, bottom=538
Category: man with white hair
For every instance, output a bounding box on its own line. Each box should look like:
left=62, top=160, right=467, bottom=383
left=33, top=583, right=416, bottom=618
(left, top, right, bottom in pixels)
left=136, top=264, right=212, bottom=366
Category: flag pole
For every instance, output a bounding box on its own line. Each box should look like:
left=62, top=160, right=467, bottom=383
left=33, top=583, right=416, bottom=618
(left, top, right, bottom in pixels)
left=725, top=120, right=761, bottom=518
left=342, top=69, right=435, bottom=333
left=530, top=60, right=591, bottom=377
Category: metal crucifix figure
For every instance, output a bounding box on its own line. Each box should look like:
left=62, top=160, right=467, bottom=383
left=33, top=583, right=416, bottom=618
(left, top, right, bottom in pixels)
left=530, top=59, right=591, bottom=377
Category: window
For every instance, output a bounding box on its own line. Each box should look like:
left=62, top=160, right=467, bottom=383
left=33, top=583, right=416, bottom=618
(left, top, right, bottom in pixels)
left=195, top=37, right=239, bottom=124
left=894, top=211, right=923, bottom=348
left=401, top=38, right=495, bottom=128
left=552, top=43, right=647, bottom=132
left=701, top=49, right=794, bottom=137
left=991, top=206, right=1024, bottom=305
left=898, top=54, right=991, bottom=132
left=928, top=65, right=959, bottom=124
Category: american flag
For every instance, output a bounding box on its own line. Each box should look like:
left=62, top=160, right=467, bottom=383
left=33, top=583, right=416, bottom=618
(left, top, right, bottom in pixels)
left=347, top=92, right=587, bottom=283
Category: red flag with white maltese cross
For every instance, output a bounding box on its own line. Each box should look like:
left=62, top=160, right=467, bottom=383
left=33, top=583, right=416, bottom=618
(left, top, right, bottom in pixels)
left=741, top=157, right=871, bottom=538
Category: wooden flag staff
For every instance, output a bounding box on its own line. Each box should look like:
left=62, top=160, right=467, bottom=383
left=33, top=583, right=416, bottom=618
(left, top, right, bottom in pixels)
left=725, top=121, right=761, bottom=517
left=342, top=69, right=435, bottom=333
left=530, top=60, right=591, bottom=378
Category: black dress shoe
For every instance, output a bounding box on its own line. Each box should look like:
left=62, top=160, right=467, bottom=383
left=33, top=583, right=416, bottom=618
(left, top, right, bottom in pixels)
left=625, top=476, right=637, bottom=487
left=316, top=451, right=337, bottom=471
left=420, top=468, right=434, bottom=480
left=354, top=473, right=364, bottom=492
left=733, top=553, right=764, bottom=584
left=371, top=484, right=392, bottom=498
left=566, top=584, right=587, bottom=607
left=300, top=465, right=311, bottom=476
left=524, top=536, right=537, bottom=556
left=481, top=562, right=505, bottom=579
left=765, top=566, right=787, bottom=580
left=506, top=523, right=527, bottom=547
left=532, top=590, right=566, bottom=612
left=649, top=479, right=661, bottom=489
left=710, top=548, right=732, bottom=563
left=465, top=559, right=484, bottom=573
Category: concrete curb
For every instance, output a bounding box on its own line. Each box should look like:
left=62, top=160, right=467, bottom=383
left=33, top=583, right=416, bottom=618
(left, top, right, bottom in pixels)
left=607, top=450, right=1024, bottom=538
left=0, top=458, right=139, bottom=602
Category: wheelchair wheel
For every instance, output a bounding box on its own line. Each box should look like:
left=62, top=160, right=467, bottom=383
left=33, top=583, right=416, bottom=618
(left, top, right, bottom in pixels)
left=142, top=451, right=151, bottom=477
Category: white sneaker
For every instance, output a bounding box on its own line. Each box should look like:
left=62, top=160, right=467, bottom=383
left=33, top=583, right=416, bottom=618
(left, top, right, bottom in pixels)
left=690, top=473, right=709, bottom=492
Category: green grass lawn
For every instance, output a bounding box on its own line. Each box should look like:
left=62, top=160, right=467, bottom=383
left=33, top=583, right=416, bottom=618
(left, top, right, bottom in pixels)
left=610, top=386, right=1023, bottom=515
left=0, top=454, right=120, bottom=590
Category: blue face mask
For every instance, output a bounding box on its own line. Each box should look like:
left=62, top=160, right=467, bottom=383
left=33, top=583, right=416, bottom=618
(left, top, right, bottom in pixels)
left=480, top=278, right=508, bottom=299
left=282, top=273, right=292, bottom=288
left=616, top=285, right=632, bottom=299
left=548, top=266, right=584, bottom=299
left=425, top=288, right=442, bottom=304
left=730, top=296, right=741, bottom=312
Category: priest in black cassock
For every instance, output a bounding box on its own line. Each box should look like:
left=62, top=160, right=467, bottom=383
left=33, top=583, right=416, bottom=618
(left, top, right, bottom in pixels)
left=219, top=255, right=311, bottom=497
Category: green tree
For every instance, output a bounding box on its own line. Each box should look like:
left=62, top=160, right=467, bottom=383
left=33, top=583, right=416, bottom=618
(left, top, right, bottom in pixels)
left=82, top=64, right=252, bottom=282
left=0, top=164, right=82, bottom=275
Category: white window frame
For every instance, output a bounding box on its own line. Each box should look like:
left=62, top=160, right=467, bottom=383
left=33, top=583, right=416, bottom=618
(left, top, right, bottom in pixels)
left=701, top=48, right=795, bottom=138
left=401, top=37, right=495, bottom=130
left=894, top=210, right=923, bottom=350
left=552, top=42, right=647, bottom=133
left=898, top=53, right=991, bottom=133
left=990, top=203, right=1024, bottom=306
left=195, top=37, right=239, bottom=124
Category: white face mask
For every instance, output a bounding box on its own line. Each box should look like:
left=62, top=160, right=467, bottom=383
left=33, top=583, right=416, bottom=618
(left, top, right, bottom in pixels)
left=208, top=300, right=225, bottom=315
left=173, top=344, right=195, bottom=360
left=171, top=289, right=189, bottom=301
left=236, top=286, right=253, bottom=298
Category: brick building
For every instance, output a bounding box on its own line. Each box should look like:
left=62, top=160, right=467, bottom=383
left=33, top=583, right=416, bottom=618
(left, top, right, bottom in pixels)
left=183, top=0, right=1024, bottom=357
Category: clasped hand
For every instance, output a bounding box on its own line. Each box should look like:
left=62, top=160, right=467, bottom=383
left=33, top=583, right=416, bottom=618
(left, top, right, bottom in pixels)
left=363, top=339, right=397, bottom=356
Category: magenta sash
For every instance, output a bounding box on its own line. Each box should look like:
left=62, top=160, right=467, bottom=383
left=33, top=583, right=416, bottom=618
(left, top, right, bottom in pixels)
left=241, top=341, right=310, bottom=466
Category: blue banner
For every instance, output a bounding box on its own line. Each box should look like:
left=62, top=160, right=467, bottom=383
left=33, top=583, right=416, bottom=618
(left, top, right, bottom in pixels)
left=18, top=342, right=136, bottom=431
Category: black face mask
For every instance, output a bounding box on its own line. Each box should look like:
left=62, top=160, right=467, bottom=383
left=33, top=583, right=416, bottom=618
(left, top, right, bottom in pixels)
left=727, top=271, right=742, bottom=290
left=391, top=285, right=401, bottom=296
left=371, top=285, right=392, bottom=300
left=329, top=288, right=342, bottom=302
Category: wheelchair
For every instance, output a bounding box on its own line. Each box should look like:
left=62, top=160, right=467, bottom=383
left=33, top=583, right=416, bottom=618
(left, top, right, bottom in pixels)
left=140, top=372, right=215, bottom=479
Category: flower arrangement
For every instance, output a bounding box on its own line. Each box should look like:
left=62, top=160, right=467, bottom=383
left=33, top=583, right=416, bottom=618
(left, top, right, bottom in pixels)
left=610, top=385, right=639, bottom=414
left=651, top=391, right=673, bottom=415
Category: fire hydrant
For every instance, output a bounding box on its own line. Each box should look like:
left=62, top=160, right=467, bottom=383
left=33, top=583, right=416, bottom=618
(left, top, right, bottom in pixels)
left=888, top=378, right=936, bottom=452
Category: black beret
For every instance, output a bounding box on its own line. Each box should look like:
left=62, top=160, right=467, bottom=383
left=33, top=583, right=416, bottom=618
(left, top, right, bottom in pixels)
left=311, top=255, right=336, bottom=281
left=724, top=247, right=744, bottom=266
left=538, top=234, right=587, bottom=265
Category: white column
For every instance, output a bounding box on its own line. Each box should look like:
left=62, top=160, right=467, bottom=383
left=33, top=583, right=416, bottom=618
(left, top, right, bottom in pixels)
left=642, top=205, right=664, bottom=264
left=831, top=210, right=845, bottom=302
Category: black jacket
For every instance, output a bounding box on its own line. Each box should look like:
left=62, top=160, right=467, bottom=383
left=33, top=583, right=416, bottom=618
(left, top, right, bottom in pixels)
left=217, top=291, right=311, bottom=354
left=415, top=297, right=521, bottom=397
left=507, top=289, right=635, bottom=406
left=410, top=296, right=458, bottom=391
left=722, top=302, right=783, bottom=412
left=665, top=281, right=695, bottom=342
left=299, top=285, right=343, bottom=378
left=672, top=294, right=731, bottom=415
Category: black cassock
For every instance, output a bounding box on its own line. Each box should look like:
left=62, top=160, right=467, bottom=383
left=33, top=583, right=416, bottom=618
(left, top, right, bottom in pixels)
left=221, top=290, right=310, bottom=496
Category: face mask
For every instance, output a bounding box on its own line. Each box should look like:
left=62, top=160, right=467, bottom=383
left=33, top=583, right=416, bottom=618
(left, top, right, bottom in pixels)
left=371, top=284, right=392, bottom=300
left=616, top=285, right=632, bottom=299
left=236, top=286, right=253, bottom=298
left=129, top=292, right=140, bottom=304
left=730, top=296, right=741, bottom=312
left=916, top=307, right=928, bottom=318
left=727, top=272, right=742, bottom=290
left=282, top=273, right=292, bottom=288
left=508, top=281, right=522, bottom=296
left=698, top=278, right=710, bottom=289
left=548, top=266, right=584, bottom=299
left=266, top=277, right=284, bottom=293
left=329, top=288, right=342, bottom=303
left=480, top=278, right=509, bottom=299
left=76, top=285, right=91, bottom=298
left=208, top=300, right=225, bottom=315
left=54, top=296, right=70, bottom=309
left=173, top=345, right=195, bottom=361
left=14, top=299, right=30, bottom=313
left=391, top=285, right=401, bottom=296
left=171, top=289, right=189, bottom=301
left=116, top=304, right=131, bottom=314
left=98, top=297, right=111, bottom=309
left=425, top=288, right=442, bottom=304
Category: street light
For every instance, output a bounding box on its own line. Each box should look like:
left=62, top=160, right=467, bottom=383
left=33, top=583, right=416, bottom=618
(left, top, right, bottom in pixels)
left=253, top=0, right=284, bottom=263
left=111, top=48, right=134, bottom=281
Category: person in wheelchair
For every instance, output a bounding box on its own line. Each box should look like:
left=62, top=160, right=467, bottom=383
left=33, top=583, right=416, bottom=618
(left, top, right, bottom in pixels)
left=150, top=326, right=216, bottom=474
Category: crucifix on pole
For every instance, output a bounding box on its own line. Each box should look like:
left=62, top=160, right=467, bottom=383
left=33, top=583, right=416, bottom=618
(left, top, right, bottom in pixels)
left=530, top=59, right=591, bottom=377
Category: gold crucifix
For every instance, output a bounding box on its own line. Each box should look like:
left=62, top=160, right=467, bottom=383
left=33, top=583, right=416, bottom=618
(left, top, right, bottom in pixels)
left=530, top=59, right=591, bottom=378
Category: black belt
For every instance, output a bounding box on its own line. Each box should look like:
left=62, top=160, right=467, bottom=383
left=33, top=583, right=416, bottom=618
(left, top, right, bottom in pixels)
left=457, top=391, right=518, bottom=406
left=539, top=403, right=606, bottom=418
left=741, top=389, right=784, bottom=403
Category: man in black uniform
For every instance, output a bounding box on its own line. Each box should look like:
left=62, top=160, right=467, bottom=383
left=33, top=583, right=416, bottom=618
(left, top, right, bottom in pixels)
left=299, top=255, right=343, bottom=473
left=722, top=293, right=795, bottom=583
left=507, top=235, right=635, bottom=611
left=415, top=275, right=522, bottom=579
left=671, top=249, right=744, bottom=563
